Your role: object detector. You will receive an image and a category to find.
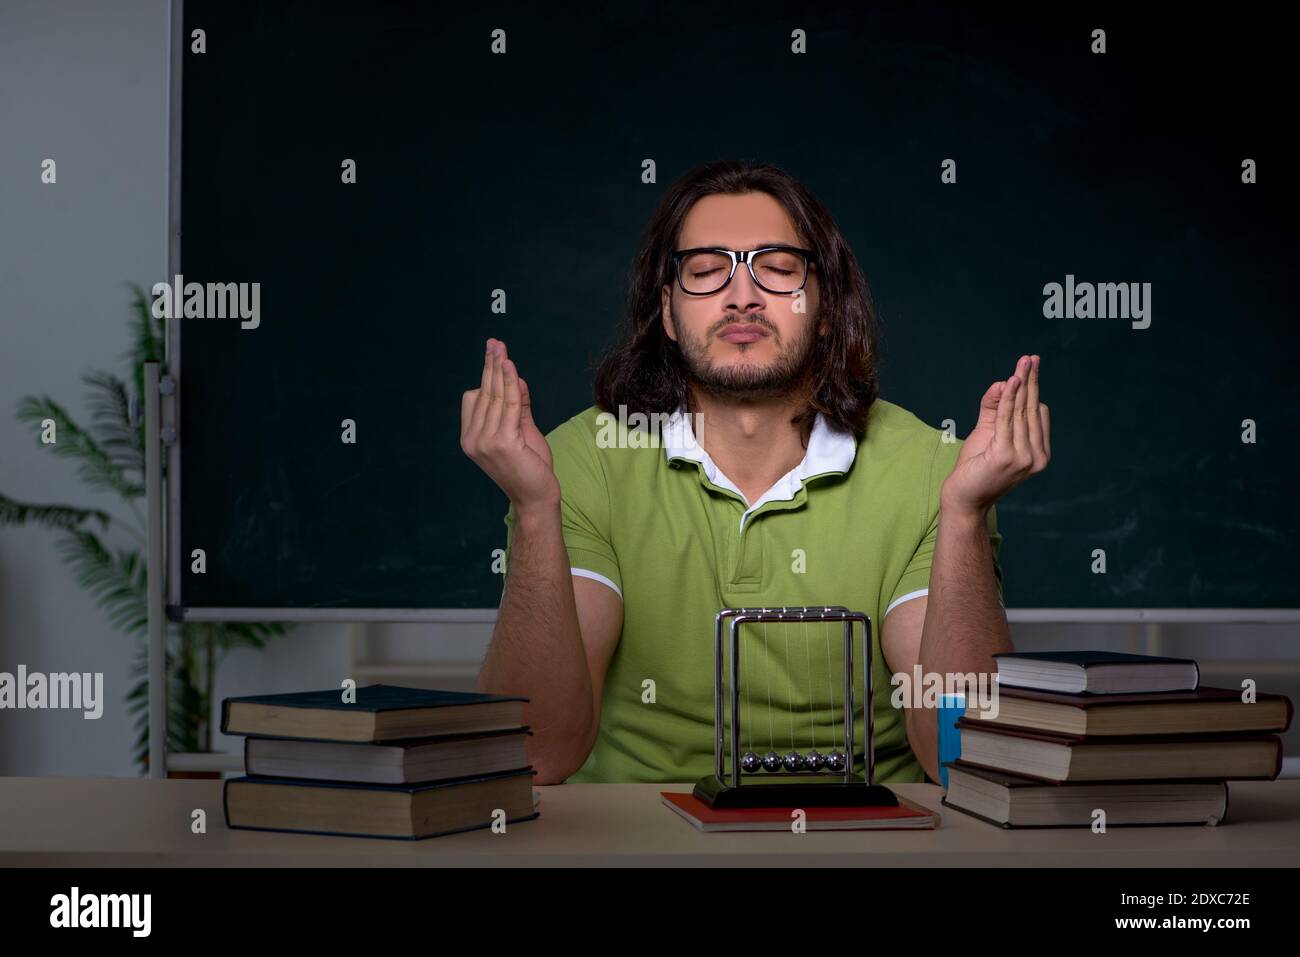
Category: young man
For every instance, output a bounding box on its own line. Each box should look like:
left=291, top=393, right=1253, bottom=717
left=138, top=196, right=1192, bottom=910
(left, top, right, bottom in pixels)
left=461, top=160, right=1050, bottom=786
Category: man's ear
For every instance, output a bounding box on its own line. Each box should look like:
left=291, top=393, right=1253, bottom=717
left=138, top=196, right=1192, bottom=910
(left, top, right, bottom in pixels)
left=661, top=285, right=677, bottom=342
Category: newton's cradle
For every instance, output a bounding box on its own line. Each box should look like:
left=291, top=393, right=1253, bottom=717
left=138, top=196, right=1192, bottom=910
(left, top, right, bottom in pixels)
left=693, top=605, right=898, bottom=810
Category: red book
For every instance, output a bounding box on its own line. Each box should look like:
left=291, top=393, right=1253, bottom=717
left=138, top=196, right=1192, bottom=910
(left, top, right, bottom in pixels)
left=661, top=791, right=938, bottom=831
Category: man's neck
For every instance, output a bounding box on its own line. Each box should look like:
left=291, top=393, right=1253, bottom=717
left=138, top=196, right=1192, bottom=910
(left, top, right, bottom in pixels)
left=686, top=389, right=811, bottom=506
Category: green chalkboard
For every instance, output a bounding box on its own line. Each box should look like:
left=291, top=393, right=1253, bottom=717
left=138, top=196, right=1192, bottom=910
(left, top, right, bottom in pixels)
left=175, top=1, right=1298, bottom=612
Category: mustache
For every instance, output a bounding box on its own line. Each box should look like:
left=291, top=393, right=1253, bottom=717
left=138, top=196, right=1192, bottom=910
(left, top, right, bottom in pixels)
left=710, top=315, right=777, bottom=336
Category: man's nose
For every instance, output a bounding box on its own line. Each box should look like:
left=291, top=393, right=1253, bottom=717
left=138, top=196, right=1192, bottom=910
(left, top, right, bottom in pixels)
left=722, top=258, right=766, bottom=307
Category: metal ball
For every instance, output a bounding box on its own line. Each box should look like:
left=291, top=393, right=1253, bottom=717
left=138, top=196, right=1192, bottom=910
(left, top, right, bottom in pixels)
left=825, top=750, right=847, bottom=773
left=740, top=751, right=762, bottom=773
left=804, top=749, right=825, bottom=772
left=761, top=750, right=782, bottom=772
left=782, top=750, right=805, bottom=772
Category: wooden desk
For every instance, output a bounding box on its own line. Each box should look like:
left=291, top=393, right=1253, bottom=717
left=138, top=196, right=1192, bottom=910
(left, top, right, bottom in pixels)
left=2, top=777, right=1297, bottom=866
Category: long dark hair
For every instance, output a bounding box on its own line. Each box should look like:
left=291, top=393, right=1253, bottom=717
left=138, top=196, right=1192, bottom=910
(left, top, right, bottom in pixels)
left=593, top=159, right=882, bottom=439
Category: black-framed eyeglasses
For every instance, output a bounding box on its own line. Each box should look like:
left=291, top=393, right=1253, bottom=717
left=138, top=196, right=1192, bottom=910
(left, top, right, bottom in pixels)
left=670, top=245, right=817, bottom=296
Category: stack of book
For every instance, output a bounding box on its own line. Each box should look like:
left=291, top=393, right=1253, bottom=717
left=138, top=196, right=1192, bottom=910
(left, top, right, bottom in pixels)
left=220, top=684, right=540, bottom=839
left=942, top=651, right=1294, bottom=829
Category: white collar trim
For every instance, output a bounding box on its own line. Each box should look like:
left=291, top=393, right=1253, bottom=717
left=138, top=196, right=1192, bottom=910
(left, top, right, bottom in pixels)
left=661, top=405, right=857, bottom=530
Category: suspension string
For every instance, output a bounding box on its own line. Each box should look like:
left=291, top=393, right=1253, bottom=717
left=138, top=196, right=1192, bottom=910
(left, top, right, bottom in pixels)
left=823, top=610, right=838, bottom=744
left=762, top=613, right=774, bottom=753
left=783, top=614, right=796, bottom=751
left=743, top=615, right=753, bottom=754
left=804, top=616, right=816, bottom=752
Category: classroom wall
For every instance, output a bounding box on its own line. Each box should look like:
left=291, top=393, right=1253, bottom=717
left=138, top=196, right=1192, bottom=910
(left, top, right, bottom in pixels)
left=1, top=0, right=1295, bottom=778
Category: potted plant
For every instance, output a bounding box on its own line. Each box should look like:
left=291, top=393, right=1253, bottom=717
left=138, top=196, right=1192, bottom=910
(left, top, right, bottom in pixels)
left=0, top=284, right=290, bottom=775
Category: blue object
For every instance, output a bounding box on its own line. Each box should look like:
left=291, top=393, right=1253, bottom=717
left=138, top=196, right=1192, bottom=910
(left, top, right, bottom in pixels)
left=937, top=694, right=966, bottom=788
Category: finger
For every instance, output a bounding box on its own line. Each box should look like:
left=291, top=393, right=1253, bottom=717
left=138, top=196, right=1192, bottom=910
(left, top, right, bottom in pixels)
left=993, top=376, right=1017, bottom=456
left=974, top=380, right=1002, bottom=432
left=494, top=356, right=522, bottom=439
left=484, top=339, right=507, bottom=436
left=460, top=388, right=479, bottom=442
left=518, top=376, right=537, bottom=430
left=1011, top=357, right=1031, bottom=464
left=470, top=340, right=495, bottom=436
left=1025, top=354, right=1044, bottom=467
left=1039, top=402, right=1051, bottom=460
left=479, top=338, right=495, bottom=394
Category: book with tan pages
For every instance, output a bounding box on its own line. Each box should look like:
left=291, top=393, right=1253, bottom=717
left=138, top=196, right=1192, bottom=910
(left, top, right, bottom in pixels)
left=966, top=684, right=1293, bottom=737
left=941, top=761, right=1230, bottom=828
left=954, top=717, right=1283, bottom=783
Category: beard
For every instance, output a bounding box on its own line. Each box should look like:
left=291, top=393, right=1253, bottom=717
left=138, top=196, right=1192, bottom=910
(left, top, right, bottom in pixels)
left=672, top=307, right=818, bottom=401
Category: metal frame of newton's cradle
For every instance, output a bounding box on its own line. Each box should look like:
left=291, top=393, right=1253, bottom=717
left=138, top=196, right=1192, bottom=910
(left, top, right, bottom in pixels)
left=692, top=606, right=898, bottom=809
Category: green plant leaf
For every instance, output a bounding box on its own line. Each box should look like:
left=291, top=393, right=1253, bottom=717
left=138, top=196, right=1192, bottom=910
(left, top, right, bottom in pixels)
left=0, top=492, right=112, bottom=531
left=126, top=640, right=205, bottom=771
left=54, top=527, right=148, bottom=638
left=16, top=395, right=145, bottom=499
left=125, top=283, right=164, bottom=408
left=83, top=370, right=144, bottom=481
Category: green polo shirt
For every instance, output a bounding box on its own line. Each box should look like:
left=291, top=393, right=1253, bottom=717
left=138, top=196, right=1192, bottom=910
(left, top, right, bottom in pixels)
left=502, top=399, right=1003, bottom=785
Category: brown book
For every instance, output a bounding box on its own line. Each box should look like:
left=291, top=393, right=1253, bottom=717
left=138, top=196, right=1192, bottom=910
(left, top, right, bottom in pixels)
left=941, top=761, right=1229, bottom=828
left=243, top=728, right=532, bottom=784
left=966, top=685, right=1293, bottom=737
left=224, top=768, right=538, bottom=840
left=954, top=717, right=1283, bottom=783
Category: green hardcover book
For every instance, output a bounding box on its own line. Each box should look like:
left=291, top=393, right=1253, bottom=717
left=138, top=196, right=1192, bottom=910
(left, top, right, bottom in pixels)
left=221, top=684, right=528, bottom=742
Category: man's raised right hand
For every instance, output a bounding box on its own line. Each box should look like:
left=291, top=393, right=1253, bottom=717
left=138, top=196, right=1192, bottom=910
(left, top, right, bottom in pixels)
left=460, top=338, right=561, bottom=512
